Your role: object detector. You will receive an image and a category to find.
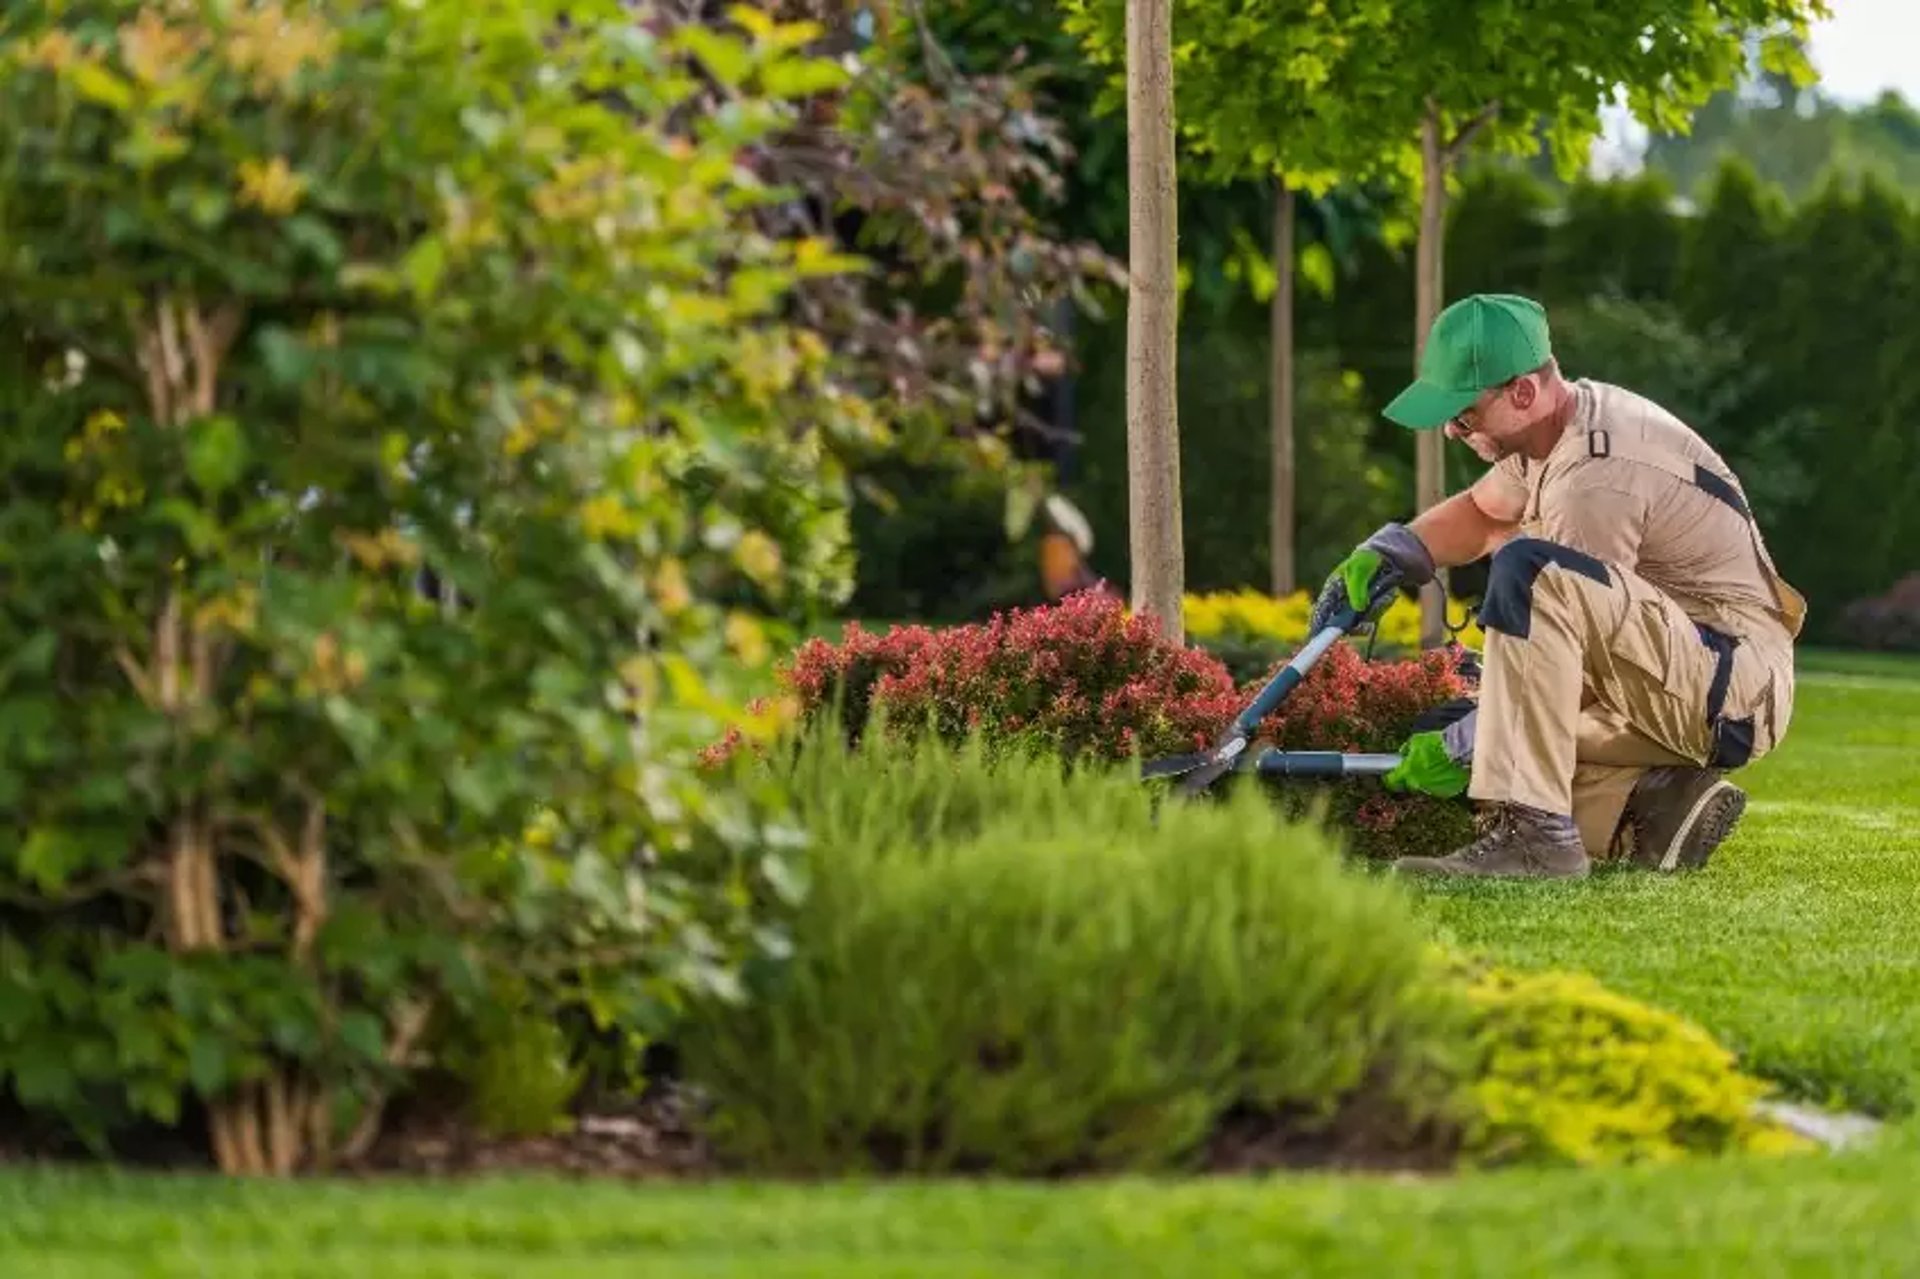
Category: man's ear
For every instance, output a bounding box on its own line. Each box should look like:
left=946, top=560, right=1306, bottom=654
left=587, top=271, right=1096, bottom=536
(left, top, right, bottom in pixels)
left=1507, top=376, right=1538, bottom=410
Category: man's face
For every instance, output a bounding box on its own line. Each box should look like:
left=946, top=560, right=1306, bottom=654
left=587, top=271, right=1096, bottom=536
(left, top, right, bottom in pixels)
left=1443, top=376, right=1536, bottom=462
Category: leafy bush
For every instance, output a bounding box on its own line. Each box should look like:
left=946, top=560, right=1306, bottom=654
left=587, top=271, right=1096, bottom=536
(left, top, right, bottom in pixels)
left=0, top=1, right=865, bottom=1173
left=440, top=1003, right=584, bottom=1142
left=678, top=729, right=1477, bottom=1175
left=1458, top=963, right=1808, bottom=1168
left=712, top=593, right=1478, bottom=861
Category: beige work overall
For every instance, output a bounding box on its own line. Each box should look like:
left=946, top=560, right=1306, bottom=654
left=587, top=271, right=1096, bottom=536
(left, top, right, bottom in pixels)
left=1465, top=381, right=1807, bottom=860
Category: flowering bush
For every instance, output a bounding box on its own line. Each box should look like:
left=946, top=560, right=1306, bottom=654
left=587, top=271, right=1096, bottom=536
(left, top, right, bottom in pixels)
left=716, top=592, right=1479, bottom=860
left=1184, top=588, right=1487, bottom=653
left=779, top=590, right=1241, bottom=764
left=1838, top=572, right=1920, bottom=651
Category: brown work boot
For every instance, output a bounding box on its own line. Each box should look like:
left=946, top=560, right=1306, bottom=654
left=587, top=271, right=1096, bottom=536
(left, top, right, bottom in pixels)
left=1393, top=803, right=1590, bottom=880
left=1615, top=767, right=1747, bottom=872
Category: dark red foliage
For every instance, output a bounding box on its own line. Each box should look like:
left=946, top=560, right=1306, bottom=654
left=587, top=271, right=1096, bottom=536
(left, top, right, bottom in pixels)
left=1251, top=641, right=1475, bottom=753
left=643, top=0, right=1126, bottom=447
left=778, top=590, right=1240, bottom=762
left=1839, top=572, right=1920, bottom=651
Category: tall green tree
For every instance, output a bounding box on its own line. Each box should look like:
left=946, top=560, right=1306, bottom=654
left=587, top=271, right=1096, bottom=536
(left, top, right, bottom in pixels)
left=1389, top=0, right=1828, bottom=645
left=1770, top=174, right=1920, bottom=608
left=1676, top=155, right=1792, bottom=337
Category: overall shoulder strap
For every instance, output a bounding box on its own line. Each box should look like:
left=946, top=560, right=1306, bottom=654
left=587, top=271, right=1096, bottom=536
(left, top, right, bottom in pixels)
left=1577, top=419, right=1808, bottom=638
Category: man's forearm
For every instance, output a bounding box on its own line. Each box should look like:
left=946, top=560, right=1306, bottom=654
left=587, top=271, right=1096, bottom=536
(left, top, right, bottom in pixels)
left=1409, top=489, right=1517, bottom=569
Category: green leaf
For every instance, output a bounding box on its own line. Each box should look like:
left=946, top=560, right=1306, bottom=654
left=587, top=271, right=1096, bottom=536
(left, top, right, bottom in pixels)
left=285, top=215, right=344, bottom=267
left=338, top=1010, right=385, bottom=1062
left=18, top=826, right=87, bottom=893
left=13, top=1042, right=76, bottom=1108
left=1298, top=242, right=1336, bottom=299
left=256, top=326, right=312, bottom=385
left=186, top=415, right=248, bottom=497
left=130, top=1079, right=183, bottom=1126
left=678, top=27, right=752, bottom=87
left=154, top=498, right=222, bottom=554
left=187, top=1037, right=228, bottom=1095
left=1, top=631, right=57, bottom=686
left=183, top=185, right=232, bottom=229
left=759, top=58, right=848, bottom=99
left=68, top=62, right=134, bottom=111
left=402, top=234, right=448, bottom=300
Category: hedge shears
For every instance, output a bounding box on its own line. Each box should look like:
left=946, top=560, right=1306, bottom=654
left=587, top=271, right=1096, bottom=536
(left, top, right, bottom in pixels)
left=1142, top=569, right=1410, bottom=797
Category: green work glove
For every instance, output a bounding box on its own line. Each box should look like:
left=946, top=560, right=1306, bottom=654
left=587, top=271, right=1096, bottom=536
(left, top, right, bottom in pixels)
left=1307, top=523, right=1436, bottom=635
left=1308, top=548, right=1390, bottom=635
left=1383, top=730, right=1470, bottom=799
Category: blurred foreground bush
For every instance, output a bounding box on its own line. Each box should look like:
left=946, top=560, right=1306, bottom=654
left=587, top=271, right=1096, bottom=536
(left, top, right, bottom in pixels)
left=0, top=0, right=866, bottom=1174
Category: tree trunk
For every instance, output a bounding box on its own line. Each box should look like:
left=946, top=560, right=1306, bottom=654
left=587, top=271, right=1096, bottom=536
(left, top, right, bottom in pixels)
left=1124, top=0, right=1184, bottom=641
left=1414, top=105, right=1449, bottom=649
left=1269, top=179, right=1296, bottom=598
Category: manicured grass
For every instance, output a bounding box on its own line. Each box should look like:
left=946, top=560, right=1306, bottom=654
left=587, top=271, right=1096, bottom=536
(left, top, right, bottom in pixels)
left=5, top=1124, right=1920, bottom=1278
left=1416, top=648, right=1920, bottom=1115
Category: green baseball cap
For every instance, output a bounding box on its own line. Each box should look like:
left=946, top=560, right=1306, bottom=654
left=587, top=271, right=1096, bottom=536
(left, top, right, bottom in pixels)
left=1383, top=293, right=1553, bottom=430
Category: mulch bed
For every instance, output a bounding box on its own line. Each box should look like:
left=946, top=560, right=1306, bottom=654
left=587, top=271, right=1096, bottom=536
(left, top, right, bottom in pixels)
left=343, top=1083, right=720, bottom=1180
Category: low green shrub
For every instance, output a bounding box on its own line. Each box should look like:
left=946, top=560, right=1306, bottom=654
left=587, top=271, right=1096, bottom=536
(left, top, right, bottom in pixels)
left=1457, top=962, right=1809, bottom=1168
left=436, top=1000, right=585, bottom=1141
left=677, top=727, right=1477, bottom=1176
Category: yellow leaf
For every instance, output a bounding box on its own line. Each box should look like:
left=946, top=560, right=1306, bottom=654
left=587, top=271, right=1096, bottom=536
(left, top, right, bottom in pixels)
left=665, top=292, right=735, bottom=327
left=118, top=9, right=201, bottom=86
left=18, top=30, right=80, bottom=72
left=727, top=3, right=777, bottom=39
left=732, top=530, right=783, bottom=587
left=653, top=558, right=693, bottom=616
left=578, top=494, right=634, bottom=541
left=68, top=58, right=136, bottom=110
left=724, top=611, right=770, bottom=667
left=236, top=155, right=307, bottom=216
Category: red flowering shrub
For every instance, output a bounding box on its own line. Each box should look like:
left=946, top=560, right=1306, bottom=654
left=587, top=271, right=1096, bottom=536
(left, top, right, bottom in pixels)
left=718, top=591, right=1480, bottom=860
left=1242, top=641, right=1479, bottom=861
left=1839, top=572, right=1920, bottom=651
left=779, top=591, right=1242, bottom=764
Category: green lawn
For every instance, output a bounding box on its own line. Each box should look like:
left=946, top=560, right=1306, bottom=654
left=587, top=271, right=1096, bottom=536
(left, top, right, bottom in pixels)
left=7, top=1126, right=1920, bottom=1278
left=1417, top=646, right=1920, bottom=1116
left=5, top=647, right=1920, bottom=1277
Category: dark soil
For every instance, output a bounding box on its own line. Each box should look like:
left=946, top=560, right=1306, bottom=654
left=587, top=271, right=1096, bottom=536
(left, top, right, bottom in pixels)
left=344, top=1082, right=720, bottom=1181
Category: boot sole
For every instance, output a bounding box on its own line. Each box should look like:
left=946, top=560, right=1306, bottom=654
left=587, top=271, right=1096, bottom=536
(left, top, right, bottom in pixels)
left=1656, top=780, right=1747, bottom=872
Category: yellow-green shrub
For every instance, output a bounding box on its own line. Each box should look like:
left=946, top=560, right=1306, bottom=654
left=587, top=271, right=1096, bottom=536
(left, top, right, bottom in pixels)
left=1458, top=963, right=1810, bottom=1167
left=1184, top=588, right=1486, bottom=654
left=1184, top=588, right=1487, bottom=685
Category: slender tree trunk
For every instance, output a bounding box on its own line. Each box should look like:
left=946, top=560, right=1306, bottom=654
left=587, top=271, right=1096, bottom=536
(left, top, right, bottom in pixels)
left=1269, top=179, right=1296, bottom=598
left=1415, top=105, right=1449, bottom=649
left=1125, top=0, right=1184, bottom=641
